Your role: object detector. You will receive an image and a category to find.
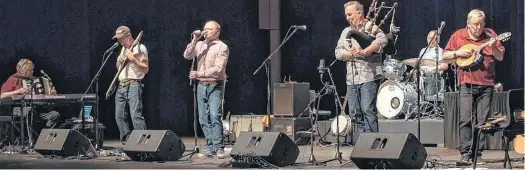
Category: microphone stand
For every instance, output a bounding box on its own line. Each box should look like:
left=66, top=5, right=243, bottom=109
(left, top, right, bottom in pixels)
left=405, top=24, right=442, bottom=140
left=318, top=64, right=346, bottom=165
left=253, top=26, right=300, bottom=128
left=182, top=49, right=200, bottom=159
left=26, top=79, right=35, bottom=148
left=80, top=47, right=115, bottom=150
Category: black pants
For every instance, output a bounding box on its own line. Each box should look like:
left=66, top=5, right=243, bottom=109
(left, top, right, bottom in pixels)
left=459, top=84, right=493, bottom=156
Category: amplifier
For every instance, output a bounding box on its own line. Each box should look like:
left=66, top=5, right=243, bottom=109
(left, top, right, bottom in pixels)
left=228, top=115, right=265, bottom=141
left=270, top=117, right=311, bottom=145
left=273, top=83, right=310, bottom=117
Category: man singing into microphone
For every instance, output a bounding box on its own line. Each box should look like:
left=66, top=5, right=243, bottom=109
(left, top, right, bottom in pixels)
left=112, top=26, right=149, bottom=145
left=183, top=20, right=229, bottom=159
left=335, top=1, right=387, bottom=141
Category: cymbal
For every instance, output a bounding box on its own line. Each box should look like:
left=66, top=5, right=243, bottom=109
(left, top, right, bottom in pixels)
left=402, top=58, right=437, bottom=67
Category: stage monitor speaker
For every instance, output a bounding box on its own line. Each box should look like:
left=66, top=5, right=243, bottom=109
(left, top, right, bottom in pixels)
left=230, top=131, right=299, bottom=167
left=34, top=129, right=97, bottom=158
left=273, top=83, right=310, bottom=117
left=123, top=130, right=185, bottom=161
left=350, top=132, right=427, bottom=169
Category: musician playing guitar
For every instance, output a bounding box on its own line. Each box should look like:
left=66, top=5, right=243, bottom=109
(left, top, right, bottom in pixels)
left=112, top=26, right=149, bottom=145
left=0, top=59, right=60, bottom=137
left=442, top=9, right=505, bottom=165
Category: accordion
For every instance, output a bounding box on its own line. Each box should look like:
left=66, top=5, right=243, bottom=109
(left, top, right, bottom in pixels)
left=22, top=77, right=54, bottom=95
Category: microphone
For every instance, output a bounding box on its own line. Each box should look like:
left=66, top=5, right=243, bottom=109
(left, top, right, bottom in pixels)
left=192, top=30, right=206, bottom=40
left=437, top=21, right=445, bottom=34
left=106, top=42, right=119, bottom=52
left=317, top=59, right=326, bottom=74
left=292, top=25, right=307, bottom=30
left=40, top=70, right=51, bottom=80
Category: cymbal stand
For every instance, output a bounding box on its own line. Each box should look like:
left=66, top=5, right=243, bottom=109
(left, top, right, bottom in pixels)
left=317, top=61, right=345, bottom=165
left=406, top=22, right=443, bottom=139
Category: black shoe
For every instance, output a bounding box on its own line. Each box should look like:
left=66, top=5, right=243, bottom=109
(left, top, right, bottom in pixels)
left=459, top=154, right=471, bottom=164
left=473, top=155, right=484, bottom=165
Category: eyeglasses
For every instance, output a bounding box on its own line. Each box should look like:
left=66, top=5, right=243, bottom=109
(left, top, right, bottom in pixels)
left=468, top=22, right=485, bottom=28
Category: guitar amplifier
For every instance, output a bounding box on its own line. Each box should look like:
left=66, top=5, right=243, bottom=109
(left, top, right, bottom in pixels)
left=269, top=117, right=311, bottom=145
left=228, top=115, right=265, bottom=141
left=273, top=83, right=310, bottom=117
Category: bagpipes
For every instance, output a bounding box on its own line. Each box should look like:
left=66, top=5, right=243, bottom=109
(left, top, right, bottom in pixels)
left=347, top=0, right=399, bottom=55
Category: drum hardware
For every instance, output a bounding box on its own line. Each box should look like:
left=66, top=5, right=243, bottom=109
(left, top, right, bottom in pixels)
left=405, top=22, right=445, bottom=139
left=383, top=55, right=406, bottom=81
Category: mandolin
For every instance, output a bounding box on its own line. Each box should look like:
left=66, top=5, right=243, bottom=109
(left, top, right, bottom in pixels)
left=513, top=134, right=524, bottom=154
left=455, top=32, right=511, bottom=68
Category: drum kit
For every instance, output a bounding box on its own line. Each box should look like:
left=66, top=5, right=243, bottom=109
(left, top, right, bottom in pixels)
left=377, top=55, right=453, bottom=120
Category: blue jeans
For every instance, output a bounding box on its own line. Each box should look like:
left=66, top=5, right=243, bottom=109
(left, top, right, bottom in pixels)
left=346, top=80, right=379, bottom=141
left=115, top=82, right=147, bottom=142
left=197, top=82, right=223, bottom=155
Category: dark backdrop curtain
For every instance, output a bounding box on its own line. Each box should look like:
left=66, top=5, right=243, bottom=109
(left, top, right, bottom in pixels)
left=281, top=0, right=524, bottom=113
left=1, top=0, right=269, bottom=138
left=0, top=0, right=522, bottom=139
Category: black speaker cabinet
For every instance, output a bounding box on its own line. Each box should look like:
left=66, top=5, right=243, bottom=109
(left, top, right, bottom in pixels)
left=123, top=130, right=185, bottom=161
left=273, top=83, right=310, bottom=117
left=34, top=129, right=97, bottom=158
left=350, top=132, right=427, bottom=169
left=230, top=131, right=299, bottom=167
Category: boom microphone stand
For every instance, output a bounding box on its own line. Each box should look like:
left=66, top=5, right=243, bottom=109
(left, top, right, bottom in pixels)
left=253, top=25, right=304, bottom=129
left=80, top=42, right=118, bottom=150
left=406, top=21, right=445, bottom=139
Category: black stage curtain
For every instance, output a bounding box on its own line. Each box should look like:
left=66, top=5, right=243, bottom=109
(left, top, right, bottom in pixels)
left=282, top=0, right=524, bottom=114
left=0, top=0, right=523, bottom=139
left=0, top=0, right=269, bottom=138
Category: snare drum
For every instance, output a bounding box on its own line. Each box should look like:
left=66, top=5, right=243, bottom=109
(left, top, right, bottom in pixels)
left=383, top=58, right=407, bottom=81
left=376, top=81, right=418, bottom=119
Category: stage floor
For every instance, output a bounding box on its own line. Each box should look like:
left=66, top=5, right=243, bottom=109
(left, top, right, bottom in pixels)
left=0, top=137, right=523, bottom=169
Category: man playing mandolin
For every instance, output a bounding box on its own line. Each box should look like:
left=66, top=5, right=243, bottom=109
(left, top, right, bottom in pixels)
left=112, top=26, right=149, bottom=145
left=442, top=9, right=505, bottom=165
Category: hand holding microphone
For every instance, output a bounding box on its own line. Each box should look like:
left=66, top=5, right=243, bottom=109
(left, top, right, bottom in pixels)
left=192, top=30, right=206, bottom=41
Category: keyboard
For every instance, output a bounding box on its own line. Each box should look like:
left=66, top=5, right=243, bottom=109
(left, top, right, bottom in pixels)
left=0, top=94, right=97, bottom=105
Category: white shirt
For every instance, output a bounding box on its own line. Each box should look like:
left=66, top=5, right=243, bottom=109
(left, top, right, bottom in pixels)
left=118, top=44, right=148, bottom=81
left=419, top=46, right=443, bottom=73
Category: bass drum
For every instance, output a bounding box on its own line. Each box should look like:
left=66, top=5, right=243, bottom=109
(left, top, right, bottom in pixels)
left=376, top=81, right=418, bottom=119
